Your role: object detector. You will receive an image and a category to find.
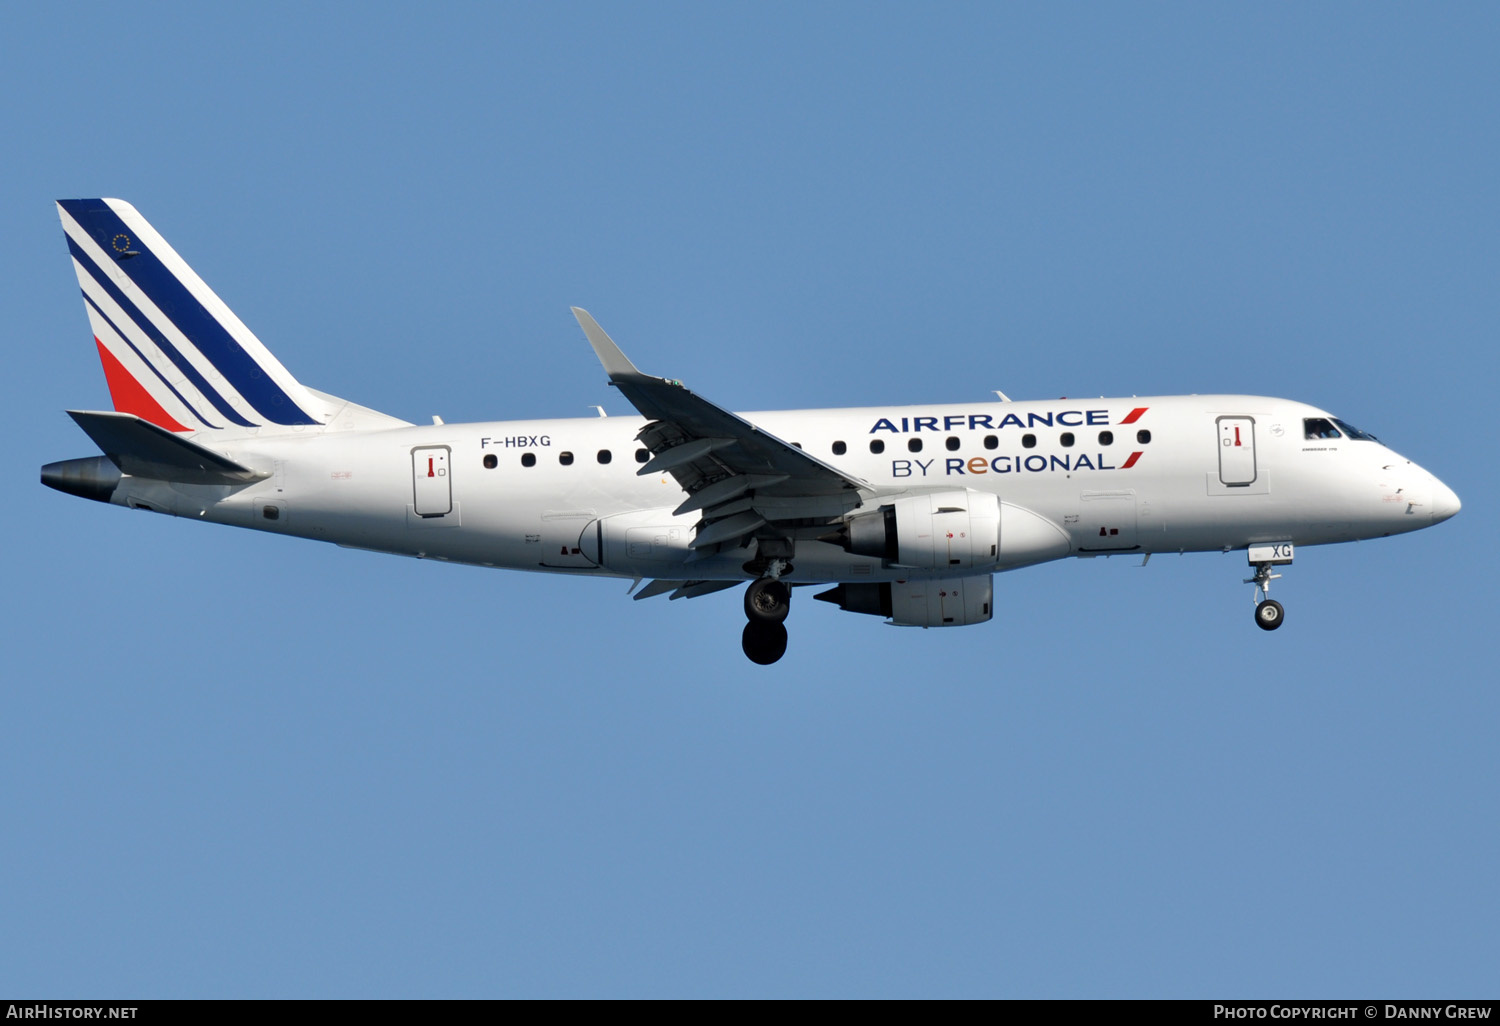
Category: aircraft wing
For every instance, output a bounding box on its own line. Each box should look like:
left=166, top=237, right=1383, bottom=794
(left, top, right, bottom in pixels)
left=572, top=309, right=870, bottom=550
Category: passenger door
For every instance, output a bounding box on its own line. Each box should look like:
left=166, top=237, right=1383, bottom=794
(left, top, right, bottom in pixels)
left=412, top=446, right=453, bottom=517
left=1217, top=416, right=1257, bottom=487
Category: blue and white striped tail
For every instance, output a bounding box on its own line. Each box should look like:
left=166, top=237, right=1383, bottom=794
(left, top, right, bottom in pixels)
left=57, top=198, right=325, bottom=434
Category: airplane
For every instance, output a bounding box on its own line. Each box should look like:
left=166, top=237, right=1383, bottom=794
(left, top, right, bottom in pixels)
left=42, top=198, right=1462, bottom=664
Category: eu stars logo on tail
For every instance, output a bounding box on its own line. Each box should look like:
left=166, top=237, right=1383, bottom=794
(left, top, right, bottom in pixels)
left=57, top=198, right=324, bottom=434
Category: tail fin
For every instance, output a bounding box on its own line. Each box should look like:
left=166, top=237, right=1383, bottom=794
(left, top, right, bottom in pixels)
left=56, top=198, right=325, bottom=434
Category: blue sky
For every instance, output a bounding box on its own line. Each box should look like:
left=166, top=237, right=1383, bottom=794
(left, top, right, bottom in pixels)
left=2, top=2, right=1495, bottom=998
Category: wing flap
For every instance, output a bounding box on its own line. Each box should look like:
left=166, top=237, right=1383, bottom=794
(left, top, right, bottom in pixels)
left=670, top=580, right=740, bottom=600
left=632, top=579, right=683, bottom=600
left=690, top=510, right=767, bottom=549
left=632, top=578, right=742, bottom=601
left=673, top=473, right=788, bottom=516
left=639, top=437, right=737, bottom=476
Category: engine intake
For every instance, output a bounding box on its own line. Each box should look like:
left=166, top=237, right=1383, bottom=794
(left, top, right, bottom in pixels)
left=838, top=489, right=1001, bottom=570
left=831, top=491, right=1071, bottom=571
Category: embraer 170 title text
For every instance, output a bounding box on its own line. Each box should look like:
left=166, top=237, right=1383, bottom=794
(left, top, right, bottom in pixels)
left=42, top=199, right=1460, bottom=663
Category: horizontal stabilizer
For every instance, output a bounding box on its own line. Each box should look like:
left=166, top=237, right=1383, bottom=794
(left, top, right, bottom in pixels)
left=67, top=410, right=267, bottom=484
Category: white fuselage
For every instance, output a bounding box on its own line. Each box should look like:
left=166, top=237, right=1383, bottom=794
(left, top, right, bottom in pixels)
left=102, top=394, right=1459, bottom=584
left=45, top=199, right=1464, bottom=655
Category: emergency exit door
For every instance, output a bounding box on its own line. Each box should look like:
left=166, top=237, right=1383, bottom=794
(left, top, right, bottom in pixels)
left=1217, top=417, right=1257, bottom=486
left=412, top=446, right=452, bottom=517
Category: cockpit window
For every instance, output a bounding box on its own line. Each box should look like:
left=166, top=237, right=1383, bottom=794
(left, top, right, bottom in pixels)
left=1303, top=418, right=1342, bottom=440
left=1331, top=418, right=1380, bottom=442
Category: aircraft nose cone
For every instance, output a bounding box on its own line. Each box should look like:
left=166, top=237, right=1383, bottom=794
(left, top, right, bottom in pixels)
left=1431, top=478, right=1461, bottom=523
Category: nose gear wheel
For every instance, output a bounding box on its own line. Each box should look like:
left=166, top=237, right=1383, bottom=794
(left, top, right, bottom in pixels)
left=1255, top=598, right=1285, bottom=631
left=1244, top=561, right=1286, bottom=631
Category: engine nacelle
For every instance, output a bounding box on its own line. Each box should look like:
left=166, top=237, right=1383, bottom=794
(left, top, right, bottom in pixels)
left=815, top=575, right=993, bottom=627
left=837, top=491, right=1070, bottom=571
left=843, top=489, right=1001, bottom=571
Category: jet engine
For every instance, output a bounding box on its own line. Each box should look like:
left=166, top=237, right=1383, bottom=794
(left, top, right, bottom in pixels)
left=815, top=575, right=993, bottom=627
left=828, top=490, right=1071, bottom=571
left=836, top=489, right=1001, bottom=570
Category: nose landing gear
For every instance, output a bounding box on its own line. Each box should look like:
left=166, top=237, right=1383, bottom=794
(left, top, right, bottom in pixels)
left=742, top=561, right=792, bottom=664
left=1253, top=594, right=1285, bottom=630
left=1244, top=542, right=1294, bottom=631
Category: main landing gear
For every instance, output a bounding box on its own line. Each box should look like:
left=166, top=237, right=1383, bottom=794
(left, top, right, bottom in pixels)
left=1244, top=547, right=1293, bottom=631
left=741, top=562, right=792, bottom=665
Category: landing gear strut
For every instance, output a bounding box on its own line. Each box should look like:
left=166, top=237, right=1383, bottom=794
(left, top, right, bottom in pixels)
left=1243, top=543, right=1294, bottom=631
left=742, top=562, right=792, bottom=664
left=1245, top=559, right=1285, bottom=631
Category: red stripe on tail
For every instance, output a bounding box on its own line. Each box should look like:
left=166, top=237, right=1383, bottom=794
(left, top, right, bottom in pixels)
left=95, top=338, right=191, bottom=432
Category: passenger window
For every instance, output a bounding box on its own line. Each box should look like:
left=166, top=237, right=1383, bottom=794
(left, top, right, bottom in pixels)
left=1137, top=429, right=1152, bottom=444
left=832, top=440, right=847, bottom=455
left=521, top=453, right=536, bottom=467
left=1303, top=418, right=1342, bottom=440
left=597, top=449, right=612, bottom=464
left=1022, top=434, right=1037, bottom=449
left=870, top=439, right=885, bottom=454
left=983, top=435, right=998, bottom=450
left=1098, top=431, right=1113, bottom=446
left=1060, top=432, right=1075, bottom=448
left=560, top=451, right=574, bottom=466
left=635, top=448, right=649, bottom=463
left=483, top=454, right=498, bottom=469
left=908, top=438, right=923, bottom=453
left=945, top=436, right=960, bottom=451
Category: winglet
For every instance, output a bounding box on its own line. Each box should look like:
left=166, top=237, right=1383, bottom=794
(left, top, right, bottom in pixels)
left=571, top=307, right=644, bottom=380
